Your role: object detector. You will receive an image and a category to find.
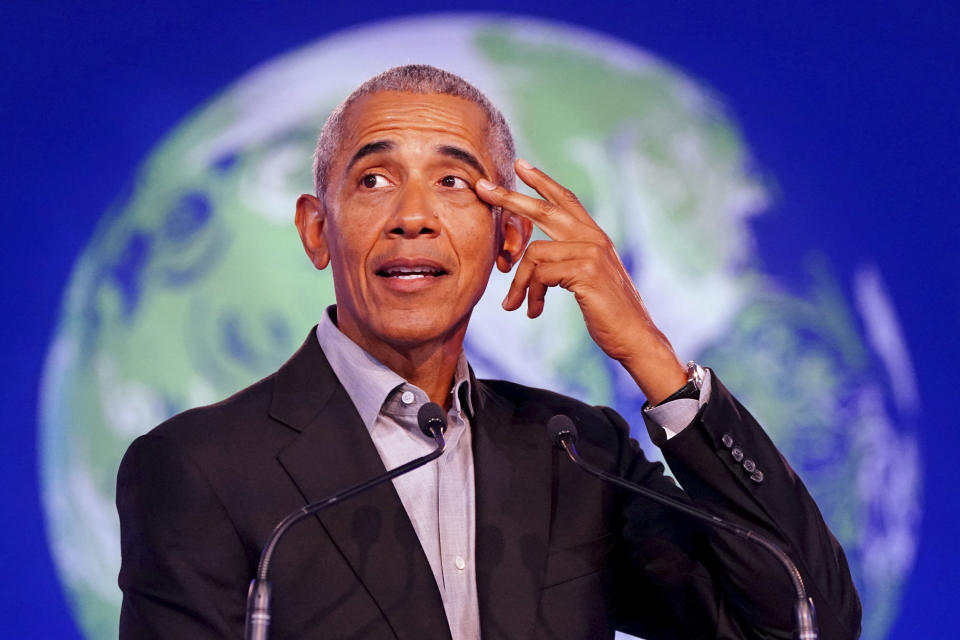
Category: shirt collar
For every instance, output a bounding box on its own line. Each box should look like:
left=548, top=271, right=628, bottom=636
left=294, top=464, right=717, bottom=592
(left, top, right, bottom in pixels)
left=315, top=306, right=475, bottom=432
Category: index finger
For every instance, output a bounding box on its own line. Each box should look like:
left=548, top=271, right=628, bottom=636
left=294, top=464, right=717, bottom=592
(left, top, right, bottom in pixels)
left=475, top=179, right=601, bottom=242
left=513, top=159, right=598, bottom=228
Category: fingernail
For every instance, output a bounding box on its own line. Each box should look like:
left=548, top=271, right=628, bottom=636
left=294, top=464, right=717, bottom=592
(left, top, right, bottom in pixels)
left=501, top=294, right=510, bottom=308
left=477, top=178, right=497, bottom=190
left=516, top=158, right=534, bottom=170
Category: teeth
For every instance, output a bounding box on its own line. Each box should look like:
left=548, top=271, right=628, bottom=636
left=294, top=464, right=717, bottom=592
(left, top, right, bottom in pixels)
left=380, top=265, right=443, bottom=278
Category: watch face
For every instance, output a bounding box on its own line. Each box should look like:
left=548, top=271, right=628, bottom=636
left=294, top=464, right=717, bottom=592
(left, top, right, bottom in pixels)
left=686, top=362, right=705, bottom=390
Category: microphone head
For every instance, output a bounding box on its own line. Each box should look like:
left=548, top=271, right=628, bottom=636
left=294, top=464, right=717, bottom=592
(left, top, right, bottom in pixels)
left=546, top=414, right=578, bottom=448
left=417, top=402, right=447, bottom=438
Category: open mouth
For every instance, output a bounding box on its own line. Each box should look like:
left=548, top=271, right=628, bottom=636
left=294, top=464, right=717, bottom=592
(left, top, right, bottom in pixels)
left=376, top=266, right=447, bottom=279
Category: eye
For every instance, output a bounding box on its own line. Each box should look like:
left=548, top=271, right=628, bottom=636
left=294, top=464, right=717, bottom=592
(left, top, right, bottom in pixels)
left=439, top=175, right=469, bottom=189
left=360, top=174, right=389, bottom=189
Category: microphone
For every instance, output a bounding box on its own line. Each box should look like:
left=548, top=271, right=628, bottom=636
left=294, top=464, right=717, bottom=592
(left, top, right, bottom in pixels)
left=244, top=402, right=448, bottom=640
left=546, top=415, right=818, bottom=640
left=418, top=401, right=448, bottom=436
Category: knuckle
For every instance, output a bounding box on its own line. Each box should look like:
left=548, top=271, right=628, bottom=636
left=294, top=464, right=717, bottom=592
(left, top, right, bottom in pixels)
left=530, top=263, right=550, bottom=283
left=526, top=240, right=549, bottom=255
left=537, top=200, right=557, bottom=216
left=560, top=188, right=581, bottom=205
left=584, top=243, right=606, bottom=262
left=591, top=230, right=612, bottom=245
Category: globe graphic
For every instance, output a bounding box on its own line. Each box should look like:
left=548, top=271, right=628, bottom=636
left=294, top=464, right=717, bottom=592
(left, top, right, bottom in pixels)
left=40, top=14, right=920, bottom=639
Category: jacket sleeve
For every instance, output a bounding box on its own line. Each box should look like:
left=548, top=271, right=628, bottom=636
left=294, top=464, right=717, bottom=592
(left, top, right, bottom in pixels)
left=116, top=433, right=252, bottom=639
left=610, top=371, right=861, bottom=639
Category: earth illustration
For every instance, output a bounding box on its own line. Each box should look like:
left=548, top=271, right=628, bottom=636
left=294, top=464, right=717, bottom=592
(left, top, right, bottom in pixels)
left=40, top=14, right=921, bottom=639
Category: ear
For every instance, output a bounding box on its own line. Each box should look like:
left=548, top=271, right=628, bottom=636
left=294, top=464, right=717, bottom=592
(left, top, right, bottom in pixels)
left=495, top=209, right=532, bottom=273
left=295, top=194, right=330, bottom=270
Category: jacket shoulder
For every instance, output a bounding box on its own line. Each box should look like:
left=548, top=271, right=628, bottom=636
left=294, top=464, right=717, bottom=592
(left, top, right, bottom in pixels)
left=146, top=371, right=279, bottom=447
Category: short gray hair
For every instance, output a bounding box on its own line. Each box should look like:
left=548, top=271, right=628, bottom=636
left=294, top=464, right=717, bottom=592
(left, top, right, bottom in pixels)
left=313, top=64, right=516, bottom=202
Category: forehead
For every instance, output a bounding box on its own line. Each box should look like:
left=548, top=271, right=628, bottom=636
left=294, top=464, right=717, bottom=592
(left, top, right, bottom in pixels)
left=338, top=91, right=494, bottom=165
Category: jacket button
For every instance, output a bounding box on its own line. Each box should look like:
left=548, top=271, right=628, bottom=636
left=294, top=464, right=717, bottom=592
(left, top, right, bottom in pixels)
left=731, top=447, right=744, bottom=462
left=743, top=459, right=757, bottom=473
left=721, top=433, right=734, bottom=448
left=750, top=470, right=764, bottom=483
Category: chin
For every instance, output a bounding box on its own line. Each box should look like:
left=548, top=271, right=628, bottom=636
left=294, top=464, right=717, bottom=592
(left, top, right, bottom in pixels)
left=372, top=308, right=470, bottom=349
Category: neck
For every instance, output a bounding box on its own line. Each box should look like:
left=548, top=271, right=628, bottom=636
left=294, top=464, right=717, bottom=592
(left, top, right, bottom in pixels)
left=337, top=316, right=467, bottom=411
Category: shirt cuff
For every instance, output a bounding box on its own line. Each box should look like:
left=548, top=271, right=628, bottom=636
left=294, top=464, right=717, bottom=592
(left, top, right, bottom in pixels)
left=643, top=368, right=713, bottom=440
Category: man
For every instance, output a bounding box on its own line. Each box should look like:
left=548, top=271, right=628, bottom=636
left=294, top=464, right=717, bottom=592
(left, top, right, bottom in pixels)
left=117, top=65, right=861, bottom=639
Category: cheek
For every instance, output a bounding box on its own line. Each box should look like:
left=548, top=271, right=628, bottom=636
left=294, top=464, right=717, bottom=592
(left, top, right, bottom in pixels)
left=325, top=223, right=374, bottom=275
left=449, top=220, right=500, bottom=271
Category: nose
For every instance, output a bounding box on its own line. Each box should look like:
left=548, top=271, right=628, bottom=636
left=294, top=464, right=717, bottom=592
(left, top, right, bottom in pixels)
left=384, top=182, right=439, bottom=239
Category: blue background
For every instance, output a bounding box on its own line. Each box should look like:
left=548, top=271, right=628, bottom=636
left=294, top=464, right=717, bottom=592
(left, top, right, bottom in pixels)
left=2, top=2, right=957, bottom=637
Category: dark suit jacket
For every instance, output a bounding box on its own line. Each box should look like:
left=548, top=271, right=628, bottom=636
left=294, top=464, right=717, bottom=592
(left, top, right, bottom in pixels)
left=117, top=329, right=861, bottom=639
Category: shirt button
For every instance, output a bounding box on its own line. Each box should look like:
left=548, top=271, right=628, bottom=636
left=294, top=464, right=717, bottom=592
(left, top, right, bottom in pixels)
left=400, top=391, right=415, bottom=405
left=750, top=470, right=765, bottom=483
left=454, top=556, right=466, bottom=571
left=742, top=459, right=757, bottom=473
left=731, top=447, right=744, bottom=462
left=721, top=433, right=734, bottom=449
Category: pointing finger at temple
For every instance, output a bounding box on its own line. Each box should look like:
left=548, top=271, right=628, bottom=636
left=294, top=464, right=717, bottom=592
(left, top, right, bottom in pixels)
left=512, top=159, right=598, bottom=227
left=475, top=178, right=600, bottom=242
left=484, top=163, right=686, bottom=404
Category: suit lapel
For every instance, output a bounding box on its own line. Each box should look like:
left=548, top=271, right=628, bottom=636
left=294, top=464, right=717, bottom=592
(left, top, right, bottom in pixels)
left=270, top=332, right=451, bottom=640
left=472, top=381, right=553, bottom=640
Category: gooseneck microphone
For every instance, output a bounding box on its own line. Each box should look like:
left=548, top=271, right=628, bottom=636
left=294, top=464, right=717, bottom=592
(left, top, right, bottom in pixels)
left=545, top=414, right=818, bottom=640
left=244, top=402, right=448, bottom=640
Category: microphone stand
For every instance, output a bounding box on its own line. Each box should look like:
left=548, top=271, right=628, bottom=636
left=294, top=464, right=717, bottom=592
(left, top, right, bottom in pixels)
left=244, top=405, right=447, bottom=640
left=548, top=416, right=818, bottom=640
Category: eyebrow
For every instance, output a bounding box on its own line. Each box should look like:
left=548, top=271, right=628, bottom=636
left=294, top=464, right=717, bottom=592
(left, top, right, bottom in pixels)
left=436, top=145, right=487, bottom=177
left=343, top=140, right=488, bottom=178
left=345, top=140, right=395, bottom=173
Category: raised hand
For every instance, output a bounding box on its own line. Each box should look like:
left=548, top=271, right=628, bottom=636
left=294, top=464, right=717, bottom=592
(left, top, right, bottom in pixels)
left=476, top=159, right=686, bottom=404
